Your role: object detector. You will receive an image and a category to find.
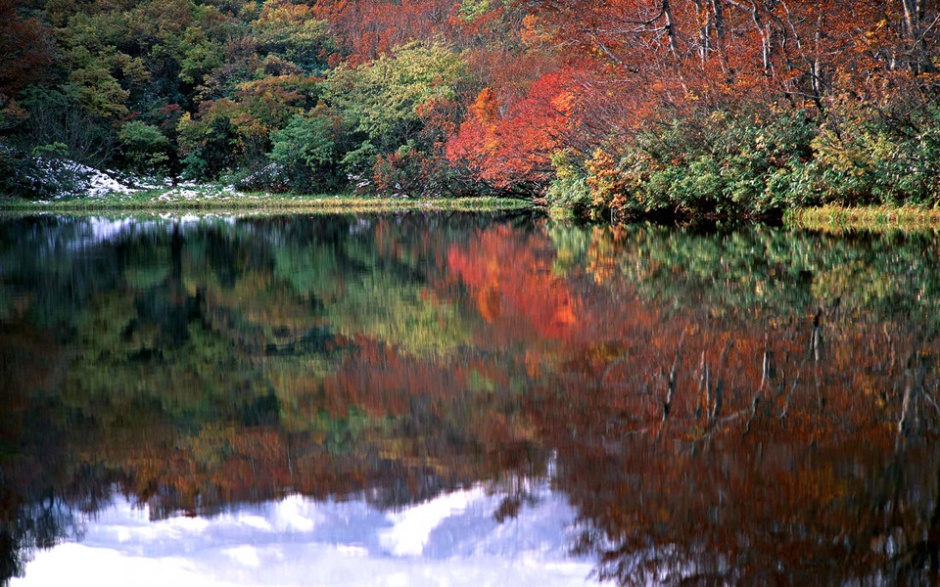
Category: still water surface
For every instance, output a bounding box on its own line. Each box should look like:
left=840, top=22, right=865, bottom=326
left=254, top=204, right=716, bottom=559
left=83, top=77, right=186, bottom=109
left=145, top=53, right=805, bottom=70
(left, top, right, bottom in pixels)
left=2, top=213, right=940, bottom=585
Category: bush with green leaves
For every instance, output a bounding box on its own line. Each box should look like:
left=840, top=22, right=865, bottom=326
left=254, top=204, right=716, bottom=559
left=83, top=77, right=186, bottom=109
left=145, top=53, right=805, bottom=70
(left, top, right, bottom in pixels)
left=325, top=42, right=468, bottom=187
left=811, top=98, right=940, bottom=207
left=268, top=105, right=343, bottom=192
left=580, top=108, right=824, bottom=220
left=118, top=121, right=170, bottom=175
left=545, top=150, right=592, bottom=220
left=572, top=99, right=940, bottom=222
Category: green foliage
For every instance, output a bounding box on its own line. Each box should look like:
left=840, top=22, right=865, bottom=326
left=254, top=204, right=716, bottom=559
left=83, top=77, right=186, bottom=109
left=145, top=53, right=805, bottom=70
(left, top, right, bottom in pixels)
left=118, top=121, right=170, bottom=174
left=268, top=105, right=341, bottom=191
left=178, top=28, right=224, bottom=86
left=19, top=86, right=115, bottom=167
left=253, top=0, right=333, bottom=75
left=0, top=144, right=35, bottom=198
left=178, top=75, right=321, bottom=179
left=65, top=57, right=130, bottom=119
left=810, top=99, right=940, bottom=207
left=460, top=0, right=492, bottom=23
left=177, top=105, right=239, bottom=179
left=545, top=150, right=591, bottom=220
left=563, top=100, right=940, bottom=221
left=326, top=42, right=467, bottom=176
left=571, top=108, right=824, bottom=220
left=31, top=142, right=69, bottom=158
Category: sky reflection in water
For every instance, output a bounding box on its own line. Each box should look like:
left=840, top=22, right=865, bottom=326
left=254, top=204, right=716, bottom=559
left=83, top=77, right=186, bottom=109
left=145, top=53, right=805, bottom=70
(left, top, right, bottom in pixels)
left=14, top=481, right=596, bottom=587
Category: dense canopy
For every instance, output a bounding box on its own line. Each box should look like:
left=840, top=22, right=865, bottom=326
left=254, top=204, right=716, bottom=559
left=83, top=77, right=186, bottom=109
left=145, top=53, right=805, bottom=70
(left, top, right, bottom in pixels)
left=1, top=0, right=939, bottom=217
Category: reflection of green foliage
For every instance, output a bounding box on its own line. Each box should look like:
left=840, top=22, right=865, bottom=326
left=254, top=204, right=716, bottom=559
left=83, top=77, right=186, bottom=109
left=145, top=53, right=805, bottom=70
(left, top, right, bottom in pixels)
left=466, top=369, right=495, bottom=394
left=576, top=224, right=940, bottom=323
left=0, top=286, right=11, bottom=320
left=64, top=289, right=264, bottom=427
left=124, top=264, right=171, bottom=290
left=265, top=355, right=339, bottom=433
left=548, top=223, right=591, bottom=277
left=0, top=213, right=546, bottom=572
left=124, top=248, right=172, bottom=289
left=311, top=407, right=382, bottom=454
left=334, top=275, right=469, bottom=357
left=274, top=242, right=340, bottom=293
left=274, top=224, right=473, bottom=357
left=1, top=215, right=486, bottom=450
left=327, top=246, right=471, bottom=357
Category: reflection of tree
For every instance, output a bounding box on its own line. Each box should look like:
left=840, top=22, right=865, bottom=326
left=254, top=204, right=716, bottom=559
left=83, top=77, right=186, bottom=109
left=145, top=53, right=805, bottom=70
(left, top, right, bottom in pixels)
left=554, top=224, right=940, bottom=326
left=0, top=316, right=93, bottom=585
left=3, top=215, right=940, bottom=585
left=430, top=221, right=940, bottom=584
left=0, top=213, right=544, bottom=583
left=511, top=226, right=940, bottom=585
left=525, top=313, right=940, bottom=584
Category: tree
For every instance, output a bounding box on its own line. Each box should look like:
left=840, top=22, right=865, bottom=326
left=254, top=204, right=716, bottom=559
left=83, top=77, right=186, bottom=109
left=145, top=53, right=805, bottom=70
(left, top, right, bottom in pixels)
left=0, top=0, right=53, bottom=129
left=253, top=0, right=334, bottom=75
left=325, top=41, right=468, bottom=187
left=446, top=69, right=579, bottom=192
left=269, top=104, right=342, bottom=191
left=118, top=121, right=170, bottom=174
left=177, top=74, right=319, bottom=178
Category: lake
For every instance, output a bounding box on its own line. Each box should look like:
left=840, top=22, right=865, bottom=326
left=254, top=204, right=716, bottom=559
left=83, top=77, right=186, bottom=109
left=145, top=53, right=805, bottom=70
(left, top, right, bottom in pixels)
left=1, top=212, right=939, bottom=586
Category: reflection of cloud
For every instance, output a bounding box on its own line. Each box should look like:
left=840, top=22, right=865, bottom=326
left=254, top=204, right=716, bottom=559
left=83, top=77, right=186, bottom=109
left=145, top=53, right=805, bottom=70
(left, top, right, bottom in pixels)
left=380, top=487, right=486, bottom=556
left=223, top=545, right=261, bottom=568
left=13, top=484, right=604, bottom=587
left=271, top=495, right=316, bottom=533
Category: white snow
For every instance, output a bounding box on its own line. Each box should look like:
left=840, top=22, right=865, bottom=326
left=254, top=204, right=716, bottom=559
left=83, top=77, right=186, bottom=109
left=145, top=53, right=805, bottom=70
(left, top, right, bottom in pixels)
left=32, top=157, right=137, bottom=198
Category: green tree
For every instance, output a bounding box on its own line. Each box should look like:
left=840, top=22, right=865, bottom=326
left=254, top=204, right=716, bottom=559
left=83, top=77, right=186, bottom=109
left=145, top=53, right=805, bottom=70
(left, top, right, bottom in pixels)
left=326, top=41, right=467, bottom=174
left=269, top=104, right=342, bottom=191
left=118, top=121, right=170, bottom=174
left=253, top=0, right=333, bottom=75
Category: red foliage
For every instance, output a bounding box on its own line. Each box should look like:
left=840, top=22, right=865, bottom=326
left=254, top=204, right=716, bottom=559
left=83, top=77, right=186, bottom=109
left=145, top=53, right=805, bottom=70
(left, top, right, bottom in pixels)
left=446, top=69, right=581, bottom=190
left=0, top=0, right=53, bottom=103
left=520, top=0, right=940, bottom=134
left=313, top=0, right=459, bottom=65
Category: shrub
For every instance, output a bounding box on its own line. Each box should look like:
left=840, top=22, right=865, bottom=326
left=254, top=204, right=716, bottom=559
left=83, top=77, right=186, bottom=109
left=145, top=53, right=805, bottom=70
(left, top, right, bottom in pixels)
left=118, top=121, right=169, bottom=175
left=546, top=150, right=592, bottom=220
left=268, top=107, right=344, bottom=193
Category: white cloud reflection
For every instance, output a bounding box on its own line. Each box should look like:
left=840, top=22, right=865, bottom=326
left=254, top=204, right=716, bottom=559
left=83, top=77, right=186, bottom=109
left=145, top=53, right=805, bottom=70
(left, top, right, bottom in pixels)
left=13, top=484, right=602, bottom=587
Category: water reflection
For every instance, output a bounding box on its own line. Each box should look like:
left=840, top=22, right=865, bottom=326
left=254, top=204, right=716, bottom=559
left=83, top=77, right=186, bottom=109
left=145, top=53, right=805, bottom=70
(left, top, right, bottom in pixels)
left=2, top=214, right=940, bottom=585
left=12, top=483, right=594, bottom=587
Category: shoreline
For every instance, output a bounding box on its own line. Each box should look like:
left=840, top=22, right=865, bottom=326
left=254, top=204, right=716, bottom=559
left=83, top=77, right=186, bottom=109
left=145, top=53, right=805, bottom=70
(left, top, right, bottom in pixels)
left=0, top=190, right=534, bottom=215
left=5, top=190, right=940, bottom=234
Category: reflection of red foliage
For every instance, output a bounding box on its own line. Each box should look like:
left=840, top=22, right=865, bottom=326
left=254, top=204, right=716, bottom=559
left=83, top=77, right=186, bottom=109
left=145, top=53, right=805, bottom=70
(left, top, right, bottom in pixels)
left=447, top=226, right=578, bottom=339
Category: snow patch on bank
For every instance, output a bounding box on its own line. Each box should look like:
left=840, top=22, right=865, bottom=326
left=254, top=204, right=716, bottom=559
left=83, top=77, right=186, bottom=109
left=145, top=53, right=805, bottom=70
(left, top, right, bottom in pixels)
left=21, top=157, right=139, bottom=198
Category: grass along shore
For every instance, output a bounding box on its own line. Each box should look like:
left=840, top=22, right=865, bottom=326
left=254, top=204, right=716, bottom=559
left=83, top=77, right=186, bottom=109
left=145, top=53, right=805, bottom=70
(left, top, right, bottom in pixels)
left=785, top=204, right=940, bottom=233
left=0, top=185, right=533, bottom=214
left=5, top=187, right=939, bottom=234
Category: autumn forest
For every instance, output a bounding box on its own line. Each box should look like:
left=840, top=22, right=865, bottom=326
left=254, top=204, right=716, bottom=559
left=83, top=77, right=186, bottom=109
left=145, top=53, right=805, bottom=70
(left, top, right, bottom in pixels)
left=1, top=0, right=939, bottom=217
left=3, top=1, right=940, bottom=585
